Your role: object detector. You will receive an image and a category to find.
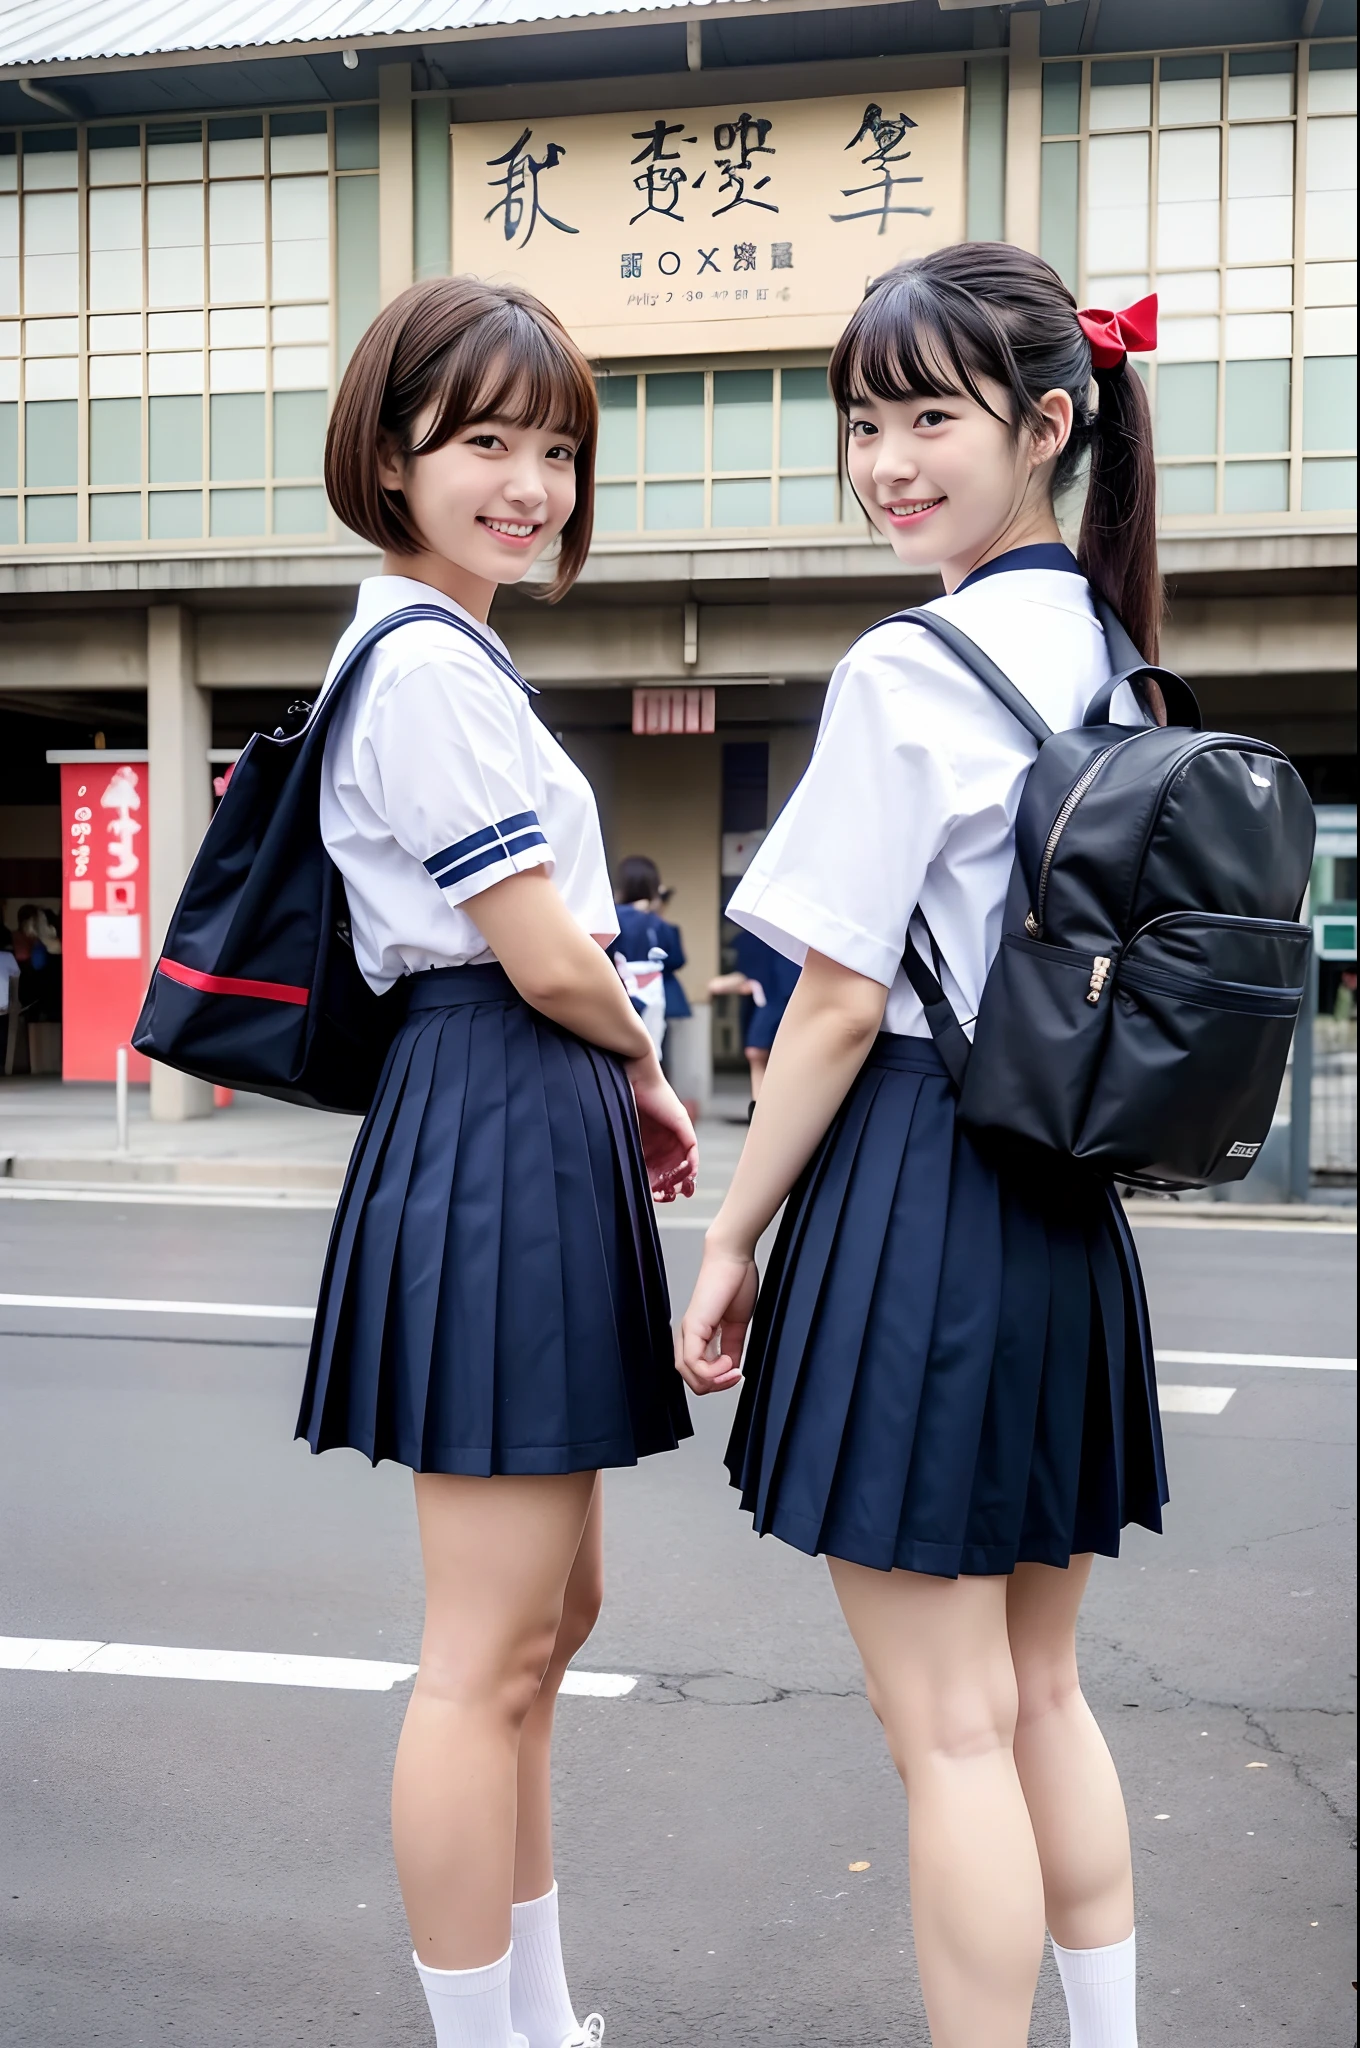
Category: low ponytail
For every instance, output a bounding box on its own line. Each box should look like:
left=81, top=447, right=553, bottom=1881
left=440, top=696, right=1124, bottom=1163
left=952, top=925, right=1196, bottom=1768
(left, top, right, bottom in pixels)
left=1080, top=360, right=1162, bottom=664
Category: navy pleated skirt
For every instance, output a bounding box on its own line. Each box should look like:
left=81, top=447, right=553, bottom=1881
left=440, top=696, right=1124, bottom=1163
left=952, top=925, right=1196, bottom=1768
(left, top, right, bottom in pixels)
left=297, top=965, right=691, bottom=1475
left=726, top=1034, right=1168, bottom=1578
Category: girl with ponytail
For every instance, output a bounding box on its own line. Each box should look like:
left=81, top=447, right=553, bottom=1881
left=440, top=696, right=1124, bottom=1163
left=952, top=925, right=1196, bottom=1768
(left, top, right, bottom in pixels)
left=681, top=245, right=1167, bottom=2048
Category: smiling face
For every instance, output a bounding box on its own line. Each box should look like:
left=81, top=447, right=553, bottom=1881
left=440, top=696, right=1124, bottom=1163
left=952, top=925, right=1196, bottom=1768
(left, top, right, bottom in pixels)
left=843, top=367, right=1073, bottom=591
left=377, top=400, right=580, bottom=617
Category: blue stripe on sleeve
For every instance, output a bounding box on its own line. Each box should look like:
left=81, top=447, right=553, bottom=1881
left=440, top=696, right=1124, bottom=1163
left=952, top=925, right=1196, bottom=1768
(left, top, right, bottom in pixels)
left=424, top=810, right=542, bottom=880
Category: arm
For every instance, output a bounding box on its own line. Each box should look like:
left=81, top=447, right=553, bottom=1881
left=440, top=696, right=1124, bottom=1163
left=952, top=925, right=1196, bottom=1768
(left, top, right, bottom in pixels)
left=467, top=868, right=697, bottom=1199
left=678, top=948, right=887, bottom=1392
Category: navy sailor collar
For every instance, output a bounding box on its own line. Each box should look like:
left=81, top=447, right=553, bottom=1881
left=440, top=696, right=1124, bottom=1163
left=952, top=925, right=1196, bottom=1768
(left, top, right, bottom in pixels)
left=955, top=542, right=1082, bottom=594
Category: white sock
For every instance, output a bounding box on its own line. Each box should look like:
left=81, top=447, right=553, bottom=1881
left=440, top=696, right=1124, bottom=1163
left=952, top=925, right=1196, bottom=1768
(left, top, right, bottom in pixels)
left=414, top=1945, right=517, bottom=2048
left=509, top=1884, right=579, bottom=2048
left=1051, top=1931, right=1138, bottom=2048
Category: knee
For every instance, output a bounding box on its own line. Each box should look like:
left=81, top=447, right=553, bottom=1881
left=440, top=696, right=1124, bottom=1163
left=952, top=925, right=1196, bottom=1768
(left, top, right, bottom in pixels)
left=417, top=1623, right=560, bottom=1731
left=876, top=1669, right=1022, bottom=1779
left=1013, top=1653, right=1084, bottom=1730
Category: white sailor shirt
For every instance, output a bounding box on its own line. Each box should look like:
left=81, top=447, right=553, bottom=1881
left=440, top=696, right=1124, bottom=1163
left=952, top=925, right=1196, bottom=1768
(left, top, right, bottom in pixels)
left=727, top=546, right=1144, bottom=1040
left=319, top=575, right=618, bottom=994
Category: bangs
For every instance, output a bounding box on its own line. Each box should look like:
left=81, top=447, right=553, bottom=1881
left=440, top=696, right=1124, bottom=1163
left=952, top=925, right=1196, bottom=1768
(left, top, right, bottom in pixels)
left=414, top=301, right=595, bottom=453
left=830, top=270, right=1010, bottom=425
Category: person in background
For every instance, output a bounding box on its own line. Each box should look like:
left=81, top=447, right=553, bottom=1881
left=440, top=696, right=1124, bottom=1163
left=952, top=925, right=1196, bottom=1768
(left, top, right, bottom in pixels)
left=612, top=855, right=691, bottom=1054
left=0, top=926, right=20, bottom=1015
left=709, top=925, right=800, bottom=1106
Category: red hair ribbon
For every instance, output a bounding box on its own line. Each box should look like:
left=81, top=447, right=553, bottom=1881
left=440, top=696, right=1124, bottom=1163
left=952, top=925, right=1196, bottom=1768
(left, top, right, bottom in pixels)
left=1076, top=293, right=1158, bottom=369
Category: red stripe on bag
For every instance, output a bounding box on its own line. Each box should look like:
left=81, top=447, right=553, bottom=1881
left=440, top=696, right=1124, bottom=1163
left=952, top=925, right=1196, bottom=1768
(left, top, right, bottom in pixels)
left=158, top=957, right=310, bottom=1006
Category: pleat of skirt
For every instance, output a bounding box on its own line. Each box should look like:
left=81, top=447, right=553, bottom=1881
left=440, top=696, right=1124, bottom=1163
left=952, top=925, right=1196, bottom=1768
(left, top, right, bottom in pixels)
left=725, top=1033, right=1168, bottom=1578
left=297, top=964, right=691, bottom=1475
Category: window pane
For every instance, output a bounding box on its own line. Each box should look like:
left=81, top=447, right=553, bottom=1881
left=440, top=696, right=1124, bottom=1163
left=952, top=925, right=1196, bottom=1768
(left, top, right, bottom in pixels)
left=1090, top=84, right=1152, bottom=132
left=1223, top=460, right=1289, bottom=511
left=90, top=396, right=142, bottom=484
left=273, top=389, right=327, bottom=477
left=1157, top=271, right=1219, bottom=313
left=1225, top=360, right=1290, bottom=452
left=148, top=243, right=203, bottom=308
left=594, top=481, right=637, bottom=532
left=273, top=303, right=327, bottom=343
left=1303, top=355, right=1358, bottom=450
left=1160, top=314, right=1220, bottom=361
left=1304, top=305, right=1358, bottom=352
left=1227, top=51, right=1294, bottom=122
left=210, top=486, right=265, bottom=535
left=712, top=368, right=772, bottom=471
left=644, top=479, right=704, bottom=528
left=0, top=399, right=14, bottom=485
left=1301, top=456, right=1357, bottom=509
left=779, top=473, right=838, bottom=525
left=1225, top=266, right=1293, bottom=309
left=90, top=492, right=142, bottom=541
left=1156, top=362, right=1218, bottom=455
left=147, top=126, right=203, bottom=182
left=271, top=126, right=328, bottom=176
left=89, top=249, right=142, bottom=312
left=644, top=373, right=704, bottom=473
left=271, top=176, right=329, bottom=302
left=1309, top=57, right=1358, bottom=116
left=1160, top=464, right=1217, bottom=514
left=88, top=129, right=142, bottom=187
left=1226, top=125, right=1294, bottom=264
left=89, top=354, right=141, bottom=398
left=1087, top=133, right=1149, bottom=273
left=712, top=477, right=771, bottom=526
left=209, top=180, right=265, bottom=302
left=779, top=367, right=836, bottom=467
left=24, top=397, right=76, bottom=485
left=1157, top=129, right=1220, bottom=269
left=273, top=485, right=328, bottom=533
left=336, top=174, right=378, bottom=367
left=1040, top=141, right=1079, bottom=290
left=208, top=118, right=264, bottom=179
left=210, top=391, right=264, bottom=480
left=0, top=495, right=14, bottom=540
left=596, top=376, right=637, bottom=475
left=25, top=493, right=77, bottom=542
left=1159, top=74, right=1222, bottom=126
left=335, top=106, right=380, bottom=172
left=1042, top=64, right=1081, bottom=138
left=89, top=187, right=142, bottom=253
left=273, top=345, right=328, bottom=389
left=149, top=394, right=202, bottom=482
left=148, top=488, right=201, bottom=537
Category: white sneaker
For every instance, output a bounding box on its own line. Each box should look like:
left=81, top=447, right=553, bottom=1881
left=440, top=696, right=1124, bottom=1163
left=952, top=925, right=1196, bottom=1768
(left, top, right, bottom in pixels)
left=561, top=2021, right=605, bottom=2048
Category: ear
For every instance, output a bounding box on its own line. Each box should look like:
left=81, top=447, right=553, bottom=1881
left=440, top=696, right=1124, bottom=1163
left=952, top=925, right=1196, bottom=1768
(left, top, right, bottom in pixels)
left=375, top=431, right=406, bottom=495
left=1030, top=388, right=1074, bottom=471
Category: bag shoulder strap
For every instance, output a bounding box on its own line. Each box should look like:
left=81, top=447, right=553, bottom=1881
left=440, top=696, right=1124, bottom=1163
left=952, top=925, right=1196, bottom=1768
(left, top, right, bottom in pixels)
left=898, top=921, right=972, bottom=1091
left=307, top=603, right=536, bottom=746
left=872, top=607, right=1054, bottom=745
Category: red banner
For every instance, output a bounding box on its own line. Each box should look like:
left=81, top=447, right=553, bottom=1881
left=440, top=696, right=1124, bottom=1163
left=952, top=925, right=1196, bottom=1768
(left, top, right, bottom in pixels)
left=60, top=759, right=151, bottom=1083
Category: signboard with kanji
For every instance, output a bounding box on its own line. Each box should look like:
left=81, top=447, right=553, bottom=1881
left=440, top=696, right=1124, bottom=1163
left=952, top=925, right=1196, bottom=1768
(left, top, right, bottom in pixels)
left=59, top=758, right=151, bottom=1082
left=451, top=89, right=965, bottom=357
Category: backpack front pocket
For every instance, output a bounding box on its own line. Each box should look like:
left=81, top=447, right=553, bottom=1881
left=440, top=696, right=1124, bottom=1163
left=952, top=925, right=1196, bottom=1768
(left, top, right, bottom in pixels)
left=961, top=932, right=1118, bottom=1154
left=1074, top=914, right=1309, bottom=1186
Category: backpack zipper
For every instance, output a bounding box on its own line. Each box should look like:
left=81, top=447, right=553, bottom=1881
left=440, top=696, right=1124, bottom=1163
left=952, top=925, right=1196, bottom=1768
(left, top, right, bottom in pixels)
left=1024, top=734, right=1142, bottom=937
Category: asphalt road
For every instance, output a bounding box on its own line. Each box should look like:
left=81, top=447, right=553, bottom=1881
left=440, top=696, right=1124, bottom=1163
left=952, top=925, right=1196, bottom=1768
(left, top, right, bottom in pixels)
left=0, top=1187, right=1354, bottom=2048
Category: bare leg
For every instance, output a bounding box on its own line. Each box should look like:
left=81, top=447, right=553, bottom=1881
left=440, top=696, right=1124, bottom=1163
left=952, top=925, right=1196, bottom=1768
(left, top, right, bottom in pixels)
left=393, top=1469, right=597, bottom=1967
left=828, top=1560, right=1045, bottom=2048
left=514, top=1474, right=604, bottom=1903
left=745, top=1047, right=769, bottom=1101
left=1007, top=1556, right=1135, bottom=1950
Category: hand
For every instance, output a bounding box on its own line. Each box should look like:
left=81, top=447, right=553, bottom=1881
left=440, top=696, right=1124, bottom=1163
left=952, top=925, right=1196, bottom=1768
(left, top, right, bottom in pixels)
left=627, top=1057, right=698, bottom=1202
left=678, top=1239, right=757, bottom=1395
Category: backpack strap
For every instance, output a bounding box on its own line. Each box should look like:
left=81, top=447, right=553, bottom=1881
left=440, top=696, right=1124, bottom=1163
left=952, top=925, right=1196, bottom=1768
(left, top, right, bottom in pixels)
left=307, top=603, right=537, bottom=745
left=874, top=608, right=1054, bottom=744
left=898, top=920, right=973, bottom=1091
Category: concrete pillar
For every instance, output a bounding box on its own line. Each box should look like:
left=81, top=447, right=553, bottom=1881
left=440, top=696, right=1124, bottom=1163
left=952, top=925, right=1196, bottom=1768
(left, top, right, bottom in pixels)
left=146, top=606, right=213, bottom=1122
left=1005, top=10, right=1042, bottom=253
left=378, top=63, right=414, bottom=306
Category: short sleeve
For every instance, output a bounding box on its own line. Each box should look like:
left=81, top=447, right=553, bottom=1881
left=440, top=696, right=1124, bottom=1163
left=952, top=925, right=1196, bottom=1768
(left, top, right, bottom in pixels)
left=727, top=635, right=961, bottom=989
left=364, top=637, right=551, bottom=909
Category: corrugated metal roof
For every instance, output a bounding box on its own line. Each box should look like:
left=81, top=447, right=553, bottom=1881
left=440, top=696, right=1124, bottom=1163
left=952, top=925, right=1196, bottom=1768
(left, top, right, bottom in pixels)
left=0, top=0, right=724, bottom=69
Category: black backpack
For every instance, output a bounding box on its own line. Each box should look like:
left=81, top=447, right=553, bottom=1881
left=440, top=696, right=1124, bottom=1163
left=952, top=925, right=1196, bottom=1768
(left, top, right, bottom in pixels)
left=889, top=602, right=1316, bottom=1191
left=132, top=604, right=536, bottom=1115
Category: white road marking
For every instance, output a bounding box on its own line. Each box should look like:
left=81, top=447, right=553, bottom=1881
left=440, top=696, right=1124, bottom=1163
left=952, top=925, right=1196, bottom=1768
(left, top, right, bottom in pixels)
left=1157, top=1349, right=1356, bottom=1373
left=0, top=1292, right=314, bottom=1321
left=0, top=1637, right=637, bottom=1698
left=1158, top=1384, right=1236, bottom=1414
left=0, top=1183, right=337, bottom=1211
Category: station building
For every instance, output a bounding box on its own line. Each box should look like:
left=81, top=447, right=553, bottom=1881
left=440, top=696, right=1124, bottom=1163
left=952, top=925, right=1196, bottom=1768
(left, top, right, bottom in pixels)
left=0, top=0, right=1355, bottom=1115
